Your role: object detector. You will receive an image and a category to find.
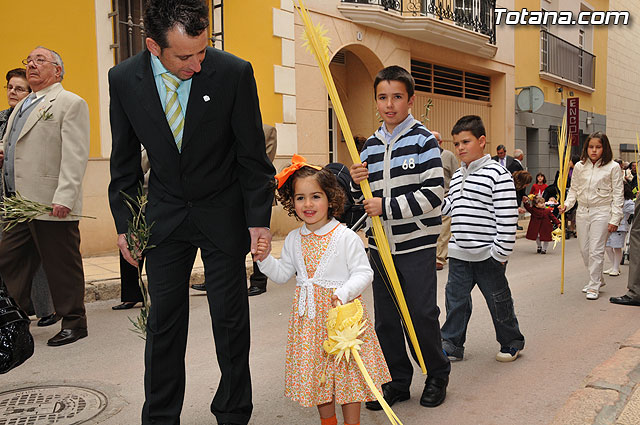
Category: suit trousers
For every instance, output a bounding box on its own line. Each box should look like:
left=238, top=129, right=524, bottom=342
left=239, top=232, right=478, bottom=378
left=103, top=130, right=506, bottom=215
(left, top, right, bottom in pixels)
left=626, top=196, right=640, bottom=300
left=0, top=220, right=86, bottom=329
left=576, top=206, right=611, bottom=291
left=142, top=215, right=251, bottom=425
left=0, top=227, right=54, bottom=317
left=370, top=248, right=450, bottom=392
left=119, top=252, right=144, bottom=303
left=436, top=215, right=451, bottom=266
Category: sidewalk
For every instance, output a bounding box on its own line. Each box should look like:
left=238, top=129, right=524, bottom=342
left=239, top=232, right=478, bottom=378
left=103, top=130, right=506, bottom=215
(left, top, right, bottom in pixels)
left=550, top=328, right=640, bottom=425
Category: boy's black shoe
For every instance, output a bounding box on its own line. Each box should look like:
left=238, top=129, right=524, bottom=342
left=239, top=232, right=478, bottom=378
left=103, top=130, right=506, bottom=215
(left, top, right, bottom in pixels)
left=536, top=247, right=542, bottom=254
left=420, top=375, right=448, bottom=407
left=365, top=383, right=410, bottom=411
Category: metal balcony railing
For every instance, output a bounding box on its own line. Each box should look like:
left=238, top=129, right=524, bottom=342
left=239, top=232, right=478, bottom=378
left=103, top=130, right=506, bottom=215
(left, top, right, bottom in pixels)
left=341, top=0, right=496, bottom=44
left=540, top=29, right=595, bottom=89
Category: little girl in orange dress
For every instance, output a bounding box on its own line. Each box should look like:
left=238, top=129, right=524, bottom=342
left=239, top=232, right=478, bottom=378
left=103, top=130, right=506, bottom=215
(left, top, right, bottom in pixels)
left=257, top=155, right=390, bottom=425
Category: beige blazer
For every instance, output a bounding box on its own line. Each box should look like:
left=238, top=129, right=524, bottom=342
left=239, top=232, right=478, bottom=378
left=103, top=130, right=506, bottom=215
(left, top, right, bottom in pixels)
left=1, top=82, right=90, bottom=221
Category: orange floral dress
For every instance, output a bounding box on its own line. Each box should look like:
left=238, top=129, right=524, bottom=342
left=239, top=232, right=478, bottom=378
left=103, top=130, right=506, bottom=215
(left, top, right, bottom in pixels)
left=284, top=226, right=391, bottom=407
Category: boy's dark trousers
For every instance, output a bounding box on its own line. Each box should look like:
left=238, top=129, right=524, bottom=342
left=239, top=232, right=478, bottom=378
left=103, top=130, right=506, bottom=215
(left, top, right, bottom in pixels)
left=440, top=257, right=525, bottom=358
left=370, top=247, right=451, bottom=391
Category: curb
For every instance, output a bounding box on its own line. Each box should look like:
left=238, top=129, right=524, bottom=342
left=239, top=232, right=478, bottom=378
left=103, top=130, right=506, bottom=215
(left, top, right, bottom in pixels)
left=549, top=328, right=640, bottom=425
left=83, top=262, right=252, bottom=303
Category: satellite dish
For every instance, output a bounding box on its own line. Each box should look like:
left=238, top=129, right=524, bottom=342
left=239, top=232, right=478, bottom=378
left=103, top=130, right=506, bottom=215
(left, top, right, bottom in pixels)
left=516, top=86, right=544, bottom=113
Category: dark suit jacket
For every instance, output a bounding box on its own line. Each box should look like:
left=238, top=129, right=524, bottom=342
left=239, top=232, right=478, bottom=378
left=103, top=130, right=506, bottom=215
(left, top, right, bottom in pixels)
left=507, top=158, right=524, bottom=174
left=492, top=154, right=515, bottom=170
left=108, top=48, right=275, bottom=256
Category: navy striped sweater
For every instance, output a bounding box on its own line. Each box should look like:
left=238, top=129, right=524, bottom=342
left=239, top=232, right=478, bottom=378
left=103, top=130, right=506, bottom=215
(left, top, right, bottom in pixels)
left=350, top=116, right=444, bottom=254
left=442, top=154, right=518, bottom=262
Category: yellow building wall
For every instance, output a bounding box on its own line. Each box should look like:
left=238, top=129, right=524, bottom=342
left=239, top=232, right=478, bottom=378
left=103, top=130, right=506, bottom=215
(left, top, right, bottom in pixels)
left=514, top=0, right=608, bottom=115
left=0, top=0, right=101, bottom=158
left=224, top=0, right=283, bottom=127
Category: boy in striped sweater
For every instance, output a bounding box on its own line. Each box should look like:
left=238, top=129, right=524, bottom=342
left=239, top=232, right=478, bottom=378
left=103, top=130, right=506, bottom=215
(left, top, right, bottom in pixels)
left=440, top=115, right=525, bottom=362
left=350, top=66, right=451, bottom=410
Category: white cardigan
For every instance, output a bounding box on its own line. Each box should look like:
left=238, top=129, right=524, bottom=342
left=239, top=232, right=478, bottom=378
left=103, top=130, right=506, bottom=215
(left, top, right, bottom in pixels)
left=565, top=159, right=624, bottom=226
left=257, top=218, right=373, bottom=319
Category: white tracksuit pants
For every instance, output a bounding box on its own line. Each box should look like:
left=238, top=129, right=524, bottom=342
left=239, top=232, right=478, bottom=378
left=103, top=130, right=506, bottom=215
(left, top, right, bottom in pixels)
left=576, top=205, right=611, bottom=291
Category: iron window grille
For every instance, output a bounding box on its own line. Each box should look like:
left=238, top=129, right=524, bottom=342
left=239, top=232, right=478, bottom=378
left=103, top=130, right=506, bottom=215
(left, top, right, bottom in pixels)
left=341, top=0, right=496, bottom=44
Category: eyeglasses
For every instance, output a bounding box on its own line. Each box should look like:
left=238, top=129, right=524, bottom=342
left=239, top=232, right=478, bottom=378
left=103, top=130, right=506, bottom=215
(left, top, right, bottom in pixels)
left=4, top=85, right=29, bottom=94
left=21, top=56, right=58, bottom=67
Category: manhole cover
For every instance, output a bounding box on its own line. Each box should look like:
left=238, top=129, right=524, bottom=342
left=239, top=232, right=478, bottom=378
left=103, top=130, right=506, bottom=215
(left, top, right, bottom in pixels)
left=0, top=385, right=107, bottom=425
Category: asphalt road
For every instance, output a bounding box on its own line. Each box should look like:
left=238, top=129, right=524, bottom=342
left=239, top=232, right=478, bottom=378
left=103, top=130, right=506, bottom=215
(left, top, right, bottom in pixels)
left=3, top=236, right=638, bottom=424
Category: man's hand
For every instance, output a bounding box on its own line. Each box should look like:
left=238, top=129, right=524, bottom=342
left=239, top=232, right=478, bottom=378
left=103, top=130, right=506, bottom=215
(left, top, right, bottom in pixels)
left=349, top=162, right=369, bottom=185
left=363, top=197, right=383, bottom=217
left=558, top=205, right=566, bottom=214
left=50, top=204, right=71, bottom=218
left=118, top=233, right=139, bottom=267
left=249, top=227, right=272, bottom=261
left=608, top=224, right=618, bottom=233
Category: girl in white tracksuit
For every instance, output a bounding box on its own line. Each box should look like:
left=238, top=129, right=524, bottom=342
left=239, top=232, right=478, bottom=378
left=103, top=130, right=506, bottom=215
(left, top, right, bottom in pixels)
left=562, top=132, right=624, bottom=300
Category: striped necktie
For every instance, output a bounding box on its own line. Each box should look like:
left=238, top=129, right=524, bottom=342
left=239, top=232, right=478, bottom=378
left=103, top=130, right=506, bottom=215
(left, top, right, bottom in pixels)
left=161, top=73, right=184, bottom=152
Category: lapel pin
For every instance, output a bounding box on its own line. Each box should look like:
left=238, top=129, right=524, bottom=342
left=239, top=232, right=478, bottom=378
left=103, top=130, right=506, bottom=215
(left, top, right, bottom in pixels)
left=203, top=95, right=210, bottom=102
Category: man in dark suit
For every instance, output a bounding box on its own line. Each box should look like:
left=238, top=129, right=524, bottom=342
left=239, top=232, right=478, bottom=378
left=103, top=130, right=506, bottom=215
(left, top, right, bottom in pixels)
left=492, top=144, right=514, bottom=170
left=507, top=149, right=525, bottom=174
left=108, top=1, right=275, bottom=424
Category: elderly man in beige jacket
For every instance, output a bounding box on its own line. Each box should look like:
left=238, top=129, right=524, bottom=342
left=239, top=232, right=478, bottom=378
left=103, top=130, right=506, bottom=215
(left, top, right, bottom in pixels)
left=0, top=46, right=90, bottom=346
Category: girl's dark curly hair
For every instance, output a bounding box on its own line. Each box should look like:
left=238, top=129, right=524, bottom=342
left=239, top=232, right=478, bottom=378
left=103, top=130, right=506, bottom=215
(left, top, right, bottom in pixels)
left=277, top=166, right=345, bottom=221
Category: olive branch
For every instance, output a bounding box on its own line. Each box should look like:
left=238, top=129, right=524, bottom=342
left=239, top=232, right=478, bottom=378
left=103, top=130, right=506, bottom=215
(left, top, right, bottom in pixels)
left=121, top=186, right=155, bottom=339
left=1, top=192, right=96, bottom=231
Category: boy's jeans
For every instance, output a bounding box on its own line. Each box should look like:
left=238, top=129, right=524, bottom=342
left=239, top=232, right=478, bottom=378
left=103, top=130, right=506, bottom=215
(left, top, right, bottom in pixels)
left=441, top=257, right=525, bottom=358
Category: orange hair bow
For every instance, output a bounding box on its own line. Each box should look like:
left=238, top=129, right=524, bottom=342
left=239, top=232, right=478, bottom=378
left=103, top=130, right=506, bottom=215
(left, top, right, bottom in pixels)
left=274, top=154, right=322, bottom=188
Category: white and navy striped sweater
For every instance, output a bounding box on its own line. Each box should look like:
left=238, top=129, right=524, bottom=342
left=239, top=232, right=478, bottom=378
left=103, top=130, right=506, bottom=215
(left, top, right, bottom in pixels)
left=350, top=117, right=444, bottom=254
left=442, top=154, right=518, bottom=262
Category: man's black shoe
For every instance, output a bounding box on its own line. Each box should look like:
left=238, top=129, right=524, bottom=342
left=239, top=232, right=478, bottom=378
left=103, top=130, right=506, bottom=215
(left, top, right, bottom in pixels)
left=47, top=328, right=88, bottom=346
left=37, top=313, right=59, bottom=327
left=609, top=295, right=640, bottom=306
left=420, top=375, right=448, bottom=407
left=248, top=286, right=266, bottom=296
left=190, top=283, right=206, bottom=291
left=365, top=383, right=410, bottom=411
left=112, top=302, right=138, bottom=310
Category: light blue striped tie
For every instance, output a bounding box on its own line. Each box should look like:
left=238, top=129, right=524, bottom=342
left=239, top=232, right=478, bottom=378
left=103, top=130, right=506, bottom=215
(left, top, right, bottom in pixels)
left=161, top=73, right=184, bottom=152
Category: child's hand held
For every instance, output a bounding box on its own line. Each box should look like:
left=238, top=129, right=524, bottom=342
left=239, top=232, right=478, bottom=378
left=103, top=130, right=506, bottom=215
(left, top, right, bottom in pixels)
left=331, top=294, right=342, bottom=308
left=363, top=197, right=383, bottom=217
left=349, top=162, right=369, bottom=184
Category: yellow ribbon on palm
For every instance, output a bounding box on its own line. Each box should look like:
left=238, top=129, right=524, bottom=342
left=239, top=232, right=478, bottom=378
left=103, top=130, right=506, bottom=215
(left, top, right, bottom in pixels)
left=293, top=0, right=427, bottom=375
left=323, top=300, right=403, bottom=425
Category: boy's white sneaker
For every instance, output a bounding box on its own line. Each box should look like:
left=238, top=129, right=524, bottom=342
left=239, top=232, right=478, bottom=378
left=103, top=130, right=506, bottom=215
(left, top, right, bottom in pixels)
left=496, top=347, right=521, bottom=362
left=603, top=268, right=612, bottom=275
left=608, top=270, right=620, bottom=276
left=586, top=290, right=599, bottom=300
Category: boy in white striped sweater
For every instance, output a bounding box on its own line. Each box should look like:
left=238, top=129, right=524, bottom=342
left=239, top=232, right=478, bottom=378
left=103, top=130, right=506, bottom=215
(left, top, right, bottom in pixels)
left=440, top=115, right=525, bottom=362
left=350, top=66, right=450, bottom=411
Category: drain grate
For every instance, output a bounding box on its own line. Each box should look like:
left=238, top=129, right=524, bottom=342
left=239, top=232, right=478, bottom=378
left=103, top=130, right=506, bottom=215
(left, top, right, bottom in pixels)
left=0, top=385, right=107, bottom=425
